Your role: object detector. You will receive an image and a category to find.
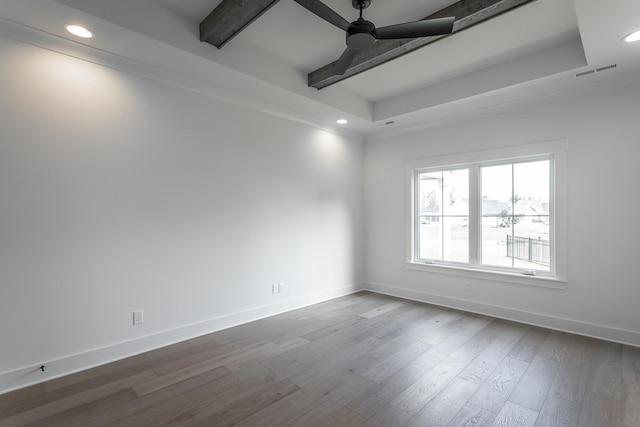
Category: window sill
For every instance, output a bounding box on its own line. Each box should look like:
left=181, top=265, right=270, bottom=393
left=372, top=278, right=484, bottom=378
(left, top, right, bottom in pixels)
left=405, top=261, right=567, bottom=289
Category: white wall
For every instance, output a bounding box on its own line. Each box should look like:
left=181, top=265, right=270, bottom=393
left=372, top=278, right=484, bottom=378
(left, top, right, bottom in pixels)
left=364, top=73, right=640, bottom=346
left=0, top=34, right=364, bottom=393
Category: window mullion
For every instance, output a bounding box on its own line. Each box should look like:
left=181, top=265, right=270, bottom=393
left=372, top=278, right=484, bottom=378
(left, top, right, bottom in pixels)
left=413, top=170, right=421, bottom=260
left=549, top=156, right=556, bottom=277
left=440, top=171, right=444, bottom=262
left=469, top=165, right=479, bottom=266
left=511, top=163, right=515, bottom=269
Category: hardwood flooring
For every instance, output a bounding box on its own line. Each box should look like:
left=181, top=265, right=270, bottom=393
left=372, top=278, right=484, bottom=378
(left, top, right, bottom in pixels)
left=1, top=291, right=639, bottom=426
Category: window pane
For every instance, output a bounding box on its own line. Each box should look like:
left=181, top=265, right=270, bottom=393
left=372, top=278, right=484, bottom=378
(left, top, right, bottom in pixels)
left=514, top=160, right=549, bottom=207
left=481, top=164, right=513, bottom=266
left=481, top=159, right=551, bottom=270
left=418, top=172, right=442, bottom=218
left=512, top=221, right=551, bottom=272
left=443, top=216, right=469, bottom=263
left=442, top=169, right=469, bottom=217
left=419, top=215, right=441, bottom=260
left=481, top=216, right=513, bottom=268
left=417, top=168, right=469, bottom=263
left=481, top=164, right=512, bottom=215
left=418, top=171, right=442, bottom=260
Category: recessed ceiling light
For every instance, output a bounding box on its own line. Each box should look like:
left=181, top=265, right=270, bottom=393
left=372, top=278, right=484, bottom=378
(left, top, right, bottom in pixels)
left=336, top=119, right=348, bottom=124
left=623, top=30, right=640, bottom=43
left=66, top=25, right=93, bottom=39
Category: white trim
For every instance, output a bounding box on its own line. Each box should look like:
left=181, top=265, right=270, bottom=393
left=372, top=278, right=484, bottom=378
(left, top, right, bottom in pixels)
left=364, top=282, right=640, bottom=347
left=405, top=139, right=568, bottom=170
left=406, top=139, right=568, bottom=284
left=405, top=262, right=566, bottom=289
left=0, top=283, right=364, bottom=396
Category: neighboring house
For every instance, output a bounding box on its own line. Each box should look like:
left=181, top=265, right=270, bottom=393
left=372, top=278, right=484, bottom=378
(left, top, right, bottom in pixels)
left=514, top=200, right=550, bottom=224
left=482, top=199, right=509, bottom=226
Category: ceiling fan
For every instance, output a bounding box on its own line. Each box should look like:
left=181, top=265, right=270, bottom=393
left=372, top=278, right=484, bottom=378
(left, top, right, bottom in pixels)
left=293, top=0, right=455, bottom=76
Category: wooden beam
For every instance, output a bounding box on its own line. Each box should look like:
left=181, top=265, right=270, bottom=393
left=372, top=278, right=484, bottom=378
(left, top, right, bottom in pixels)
left=200, top=0, right=281, bottom=48
left=308, top=0, right=538, bottom=89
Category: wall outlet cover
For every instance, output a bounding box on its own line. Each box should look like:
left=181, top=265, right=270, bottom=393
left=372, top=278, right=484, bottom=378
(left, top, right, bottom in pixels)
left=133, top=310, right=144, bottom=325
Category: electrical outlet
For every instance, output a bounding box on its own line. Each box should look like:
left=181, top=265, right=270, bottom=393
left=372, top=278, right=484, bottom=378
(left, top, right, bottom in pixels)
left=133, top=310, right=144, bottom=325
left=464, top=281, right=471, bottom=292
left=278, top=282, right=284, bottom=293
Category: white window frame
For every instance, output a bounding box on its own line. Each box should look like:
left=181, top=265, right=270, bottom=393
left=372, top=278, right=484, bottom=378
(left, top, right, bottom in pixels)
left=406, top=139, right=568, bottom=288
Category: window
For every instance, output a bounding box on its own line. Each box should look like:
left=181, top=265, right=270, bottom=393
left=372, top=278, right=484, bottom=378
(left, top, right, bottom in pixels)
left=417, top=168, right=469, bottom=263
left=407, top=140, right=567, bottom=285
left=480, top=160, right=550, bottom=272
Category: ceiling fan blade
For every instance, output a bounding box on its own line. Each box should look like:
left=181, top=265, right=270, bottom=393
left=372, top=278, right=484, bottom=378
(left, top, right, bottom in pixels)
left=375, top=16, right=454, bottom=39
left=293, top=0, right=351, bottom=31
left=331, top=47, right=358, bottom=76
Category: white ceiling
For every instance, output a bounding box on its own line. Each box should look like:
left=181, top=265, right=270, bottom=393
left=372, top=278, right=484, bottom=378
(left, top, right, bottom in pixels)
left=1, top=0, right=639, bottom=138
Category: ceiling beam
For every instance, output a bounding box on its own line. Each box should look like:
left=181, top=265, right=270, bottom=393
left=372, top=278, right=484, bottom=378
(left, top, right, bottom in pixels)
left=308, top=0, right=538, bottom=89
left=200, top=0, right=281, bottom=48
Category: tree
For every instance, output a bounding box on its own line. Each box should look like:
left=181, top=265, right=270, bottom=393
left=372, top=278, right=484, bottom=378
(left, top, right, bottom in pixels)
left=500, top=193, right=524, bottom=226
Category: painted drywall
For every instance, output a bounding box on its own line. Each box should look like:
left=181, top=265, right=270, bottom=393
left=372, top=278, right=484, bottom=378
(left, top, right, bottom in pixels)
left=0, top=33, right=364, bottom=393
left=364, top=73, right=640, bottom=345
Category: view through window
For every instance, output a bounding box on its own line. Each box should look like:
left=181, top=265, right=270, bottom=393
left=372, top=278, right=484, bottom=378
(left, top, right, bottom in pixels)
left=414, top=155, right=555, bottom=276
left=480, top=160, right=550, bottom=272
left=418, top=168, right=469, bottom=263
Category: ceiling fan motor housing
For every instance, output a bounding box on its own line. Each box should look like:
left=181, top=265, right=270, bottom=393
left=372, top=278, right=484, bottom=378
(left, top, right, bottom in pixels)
left=346, top=18, right=376, bottom=50
left=352, top=0, right=371, bottom=10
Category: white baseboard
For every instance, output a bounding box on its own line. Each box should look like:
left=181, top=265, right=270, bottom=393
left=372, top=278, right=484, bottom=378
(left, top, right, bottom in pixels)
left=364, top=281, right=640, bottom=348
left=0, top=282, right=364, bottom=395
left=5, top=280, right=635, bottom=395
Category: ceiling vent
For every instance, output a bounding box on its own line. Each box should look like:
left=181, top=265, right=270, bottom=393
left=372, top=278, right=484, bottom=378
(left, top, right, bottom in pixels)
left=574, top=63, right=620, bottom=78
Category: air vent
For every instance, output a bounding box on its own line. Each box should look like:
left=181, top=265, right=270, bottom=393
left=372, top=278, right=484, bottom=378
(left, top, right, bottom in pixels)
left=575, top=69, right=596, bottom=78
left=574, top=63, right=620, bottom=78
left=595, top=64, right=618, bottom=72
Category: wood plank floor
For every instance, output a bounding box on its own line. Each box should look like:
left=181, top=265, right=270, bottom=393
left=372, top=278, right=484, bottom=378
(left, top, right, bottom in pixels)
left=1, top=291, right=639, bottom=426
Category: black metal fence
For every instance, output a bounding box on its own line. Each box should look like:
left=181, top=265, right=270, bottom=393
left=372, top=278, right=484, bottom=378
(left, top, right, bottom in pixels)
left=506, top=235, right=550, bottom=266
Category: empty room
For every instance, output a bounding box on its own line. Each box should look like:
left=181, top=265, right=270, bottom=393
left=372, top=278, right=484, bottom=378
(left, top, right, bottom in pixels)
left=1, top=0, right=639, bottom=426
